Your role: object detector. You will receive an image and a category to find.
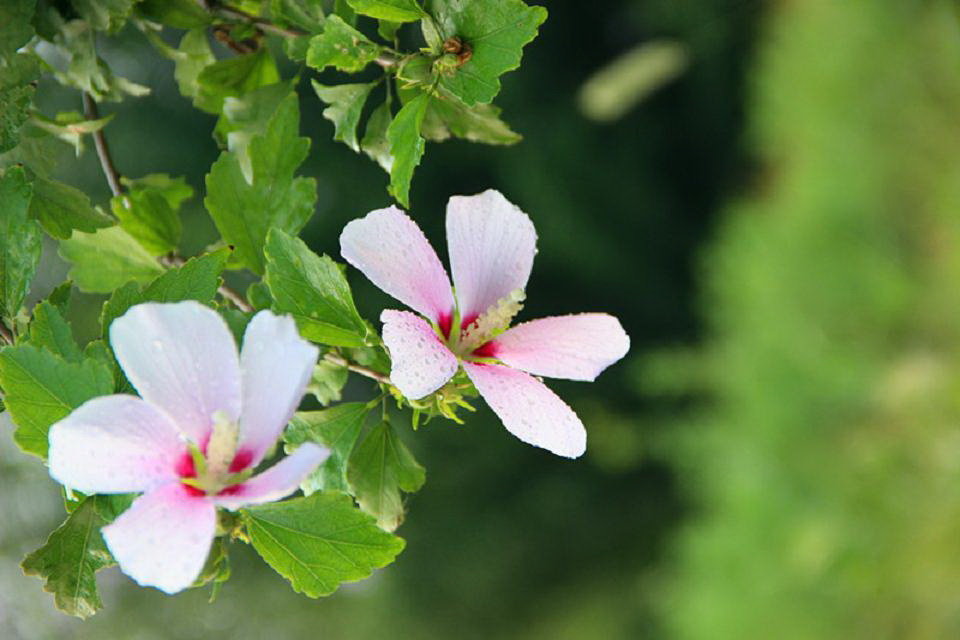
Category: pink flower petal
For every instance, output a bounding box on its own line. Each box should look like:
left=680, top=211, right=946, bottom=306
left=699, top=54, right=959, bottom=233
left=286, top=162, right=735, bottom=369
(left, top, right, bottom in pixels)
left=48, top=395, right=185, bottom=494
left=213, top=442, right=330, bottom=510
left=446, top=190, right=537, bottom=324
left=340, top=206, right=454, bottom=326
left=382, top=309, right=459, bottom=399
left=463, top=362, right=586, bottom=458
left=490, top=313, right=630, bottom=381
left=101, top=482, right=216, bottom=594
left=110, top=301, right=241, bottom=445
left=238, top=311, right=319, bottom=466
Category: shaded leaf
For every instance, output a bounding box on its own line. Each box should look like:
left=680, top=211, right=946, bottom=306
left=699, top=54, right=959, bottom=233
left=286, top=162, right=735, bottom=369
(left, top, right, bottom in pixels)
left=28, top=300, right=82, bottom=362
left=312, top=80, right=377, bottom=152
left=28, top=174, right=113, bottom=239
left=361, top=100, right=393, bottom=172
left=286, top=402, right=372, bottom=493
left=59, top=226, right=164, bottom=293
left=306, top=359, right=349, bottom=406
left=110, top=188, right=182, bottom=256
left=386, top=92, right=429, bottom=206
left=422, top=89, right=521, bottom=144
left=0, top=53, right=40, bottom=153
left=0, top=165, right=40, bottom=322
left=0, top=0, right=35, bottom=59
left=196, top=48, right=279, bottom=114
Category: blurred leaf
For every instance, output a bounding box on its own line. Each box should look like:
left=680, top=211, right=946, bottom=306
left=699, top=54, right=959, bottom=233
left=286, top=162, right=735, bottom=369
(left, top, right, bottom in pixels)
left=424, top=0, right=547, bottom=105
left=110, top=189, right=182, bottom=256
left=0, top=345, right=113, bottom=459
left=54, top=20, right=150, bottom=102
left=305, top=359, right=349, bottom=406
left=312, top=80, right=377, bottom=153
left=71, top=0, right=137, bottom=33
left=191, top=536, right=230, bottom=597
left=347, top=419, right=425, bottom=531
left=0, top=53, right=40, bottom=153
left=306, top=15, right=380, bottom=72
left=167, top=29, right=216, bottom=105
left=0, top=166, right=40, bottom=323
left=286, top=402, right=372, bottom=493
left=387, top=91, right=428, bottom=206
left=59, top=226, right=164, bottom=294
left=345, top=0, right=424, bottom=22
left=119, top=173, right=193, bottom=210
left=196, top=49, right=279, bottom=114
left=28, top=174, right=112, bottom=239
left=136, top=0, right=212, bottom=28
left=243, top=492, right=405, bottom=597
left=421, top=89, right=520, bottom=144
left=361, top=100, right=393, bottom=172
left=578, top=40, right=688, bottom=122
left=0, top=0, right=35, bottom=58
left=270, top=0, right=324, bottom=32
left=263, top=228, right=369, bottom=346
left=205, top=94, right=316, bottom=274
left=28, top=300, right=82, bottom=362
left=30, top=110, right=113, bottom=156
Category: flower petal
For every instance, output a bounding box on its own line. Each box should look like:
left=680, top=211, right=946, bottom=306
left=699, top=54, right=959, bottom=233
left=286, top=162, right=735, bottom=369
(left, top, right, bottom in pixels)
left=48, top=395, right=185, bottom=494
left=110, top=301, right=241, bottom=445
left=382, top=309, right=459, bottom=399
left=238, top=310, right=319, bottom=465
left=213, top=443, right=330, bottom=510
left=340, top=205, right=454, bottom=325
left=463, top=362, right=586, bottom=458
left=490, top=313, right=630, bottom=381
left=101, top=483, right=216, bottom=594
left=446, top=190, right=537, bottom=324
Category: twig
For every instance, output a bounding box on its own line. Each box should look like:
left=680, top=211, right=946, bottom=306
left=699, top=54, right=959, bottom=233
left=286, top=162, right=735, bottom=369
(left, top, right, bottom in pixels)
left=82, top=93, right=123, bottom=197
left=324, top=352, right=391, bottom=384
left=218, top=283, right=253, bottom=313
left=0, top=322, right=13, bottom=346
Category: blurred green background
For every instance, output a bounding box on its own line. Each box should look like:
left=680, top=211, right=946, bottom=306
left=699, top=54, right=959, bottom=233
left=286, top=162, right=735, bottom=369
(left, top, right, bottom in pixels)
left=7, top=0, right=960, bottom=637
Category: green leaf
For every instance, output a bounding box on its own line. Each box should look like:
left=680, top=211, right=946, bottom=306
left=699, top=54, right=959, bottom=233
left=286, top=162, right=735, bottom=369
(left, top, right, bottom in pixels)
left=71, top=0, right=137, bottom=33
left=386, top=92, right=429, bottom=207
left=27, top=174, right=112, bottom=240
left=0, top=345, right=113, bottom=459
left=59, top=226, right=165, bottom=294
left=0, top=53, right=40, bottom=153
left=361, top=100, right=393, bottom=173
left=120, top=173, right=194, bottom=210
left=264, top=228, right=369, bottom=346
left=29, top=300, right=82, bottom=362
left=347, top=420, right=425, bottom=531
left=54, top=21, right=150, bottom=102
left=196, top=49, right=279, bottom=114
left=217, top=81, right=296, bottom=184
left=166, top=29, right=216, bottom=105
left=30, top=110, right=114, bottom=156
left=286, top=403, right=372, bottom=493
left=205, top=94, right=316, bottom=275
left=110, top=189, right=182, bottom=256
left=99, top=249, right=231, bottom=337
left=306, top=15, right=380, bottom=72
left=0, top=0, right=35, bottom=59
left=21, top=495, right=125, bottom=619
left=0, top=165, right=40, bottom=322
left=306, top=359, right=349, bottom=406
left=136, top=0, right=212, bottom=29
left=425, top=0, right=547, bottom=105
left=345, top=0, right=424, bottom=22
left=270, top=0, right=324, bottom=32
left=312, top=80, right=377, bottom=153
left=243, top=492, right=405, bottom=597
left=422, top=90, right=521, bottom=144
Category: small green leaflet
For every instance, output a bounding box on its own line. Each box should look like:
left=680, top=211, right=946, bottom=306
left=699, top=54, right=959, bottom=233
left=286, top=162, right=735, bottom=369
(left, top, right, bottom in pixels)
left=347, top=420, right=426, bottom=531
left=28, top=174, right=113, bottom=239
left=243, top=492, right=405, bottom=598
left=263, top=228, right=369, bottom=347
left=285, top=402, right=372, bottom=493
left=312, top=80, right=378, bottom=153
left=30, top=109, right=113, bottom=156
left=111, top=188, right=183, bottom=256
left=205, top=94, right=316, bottom=275
left=0, top=0, right=35, bottom=59
left=71, top=0, right=138, bottom=33
left=120, top=173, right=194, bottom=210
left=306, top=15, right=381, bottom=73
left=54, top=21, right=150, bottom=101
left=306, top=359, right=349, bottom=406
left=59, top=226, right=165, bottom=294
left=0, top=345, right=113, bottom=459
left=0, top=165, right=40, bottom=322
left=362, top=100, right=394, bottom=172
left=345, top=0, right=425, bottom=22
left=387, top=92, right=429, bottom=207
left=167, top=29, right=216, bottom=105
left=424, top=0, right=547, bottom=105
left=22, top=494, right=132, bottom=619
left=0, top=53, right=40, bottom=153
left=29, top=300, right=83, bottom=362
left=196, top=49, right=280, bottom=114
left=422, top=90, right=521, bottom=145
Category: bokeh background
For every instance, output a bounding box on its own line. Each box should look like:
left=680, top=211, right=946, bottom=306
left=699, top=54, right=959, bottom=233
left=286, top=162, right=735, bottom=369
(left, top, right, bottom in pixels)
left=6, top=0, right=960, bottom=637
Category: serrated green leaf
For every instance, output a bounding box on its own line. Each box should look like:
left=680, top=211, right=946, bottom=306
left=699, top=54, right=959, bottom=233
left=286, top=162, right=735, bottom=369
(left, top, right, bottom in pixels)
left=59, top=226, right=165, bottom=294
left=21, top=495, right=125, bottom=619
left=136, top=0, right=212, bottom=29
left=111, top=189, right=182, bottom=256
left=29, top=300, right=82, bottom=362
left=217, top=81, right=296, bottom=184
left=306, top=15, right=380, bottom=72
left=286, top=403, right=372, bottom=493
left=164, top=29, right=216, bottom=104
left=27, top=174, right=112, bottom=239
left=422, top=90, right=521, bottom=144
left=425, top=0, right=547, bottom=105
left=205, top=94, right=316, bottom=275
left=71, top=0, right=137, bottom=33
left=386, top=92, right=428, bottom=207
left=0, top=165, right=40, bottom=322
left=243, top=491, right=405, bottom=597
left=0, top=345, right=113, bottom=458
left=264, top=228, right=369, bottom=346
left=0, top=53, right=40, bottom=153
left=306, top=359, right=349, bottom=406
left=347, top=420, right=425, bottom=531
left=196, top=48, right=279, bottom=114
left=0, top=0, right=35, bottom=59
left=346, top=0, right=424, bottom=22
left=361, top=100, right=393, bottom=172
left=312, top=80, right=377, bottom=153
left=0, top=122, right=65, bottom=176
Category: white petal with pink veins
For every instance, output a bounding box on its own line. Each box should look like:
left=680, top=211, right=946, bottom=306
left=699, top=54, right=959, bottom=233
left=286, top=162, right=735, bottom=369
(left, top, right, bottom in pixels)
left=446, top=190, right=537, bottom=324
left=238, top=311, right=318, bottom=465
left=214, top=443, right=330, bottom=510
left=340, top=206, right=455, bottom=325
left=48, top=395, right=185, bottom=494
left=491, top=313, right=630, bottom=381
left=463, top=362, right=586, bottom=458
left=382, top=309, right=460, bottom=400
left=110, top=301, right=241, bottom=445
left=102, top=483, right=216, bottom=594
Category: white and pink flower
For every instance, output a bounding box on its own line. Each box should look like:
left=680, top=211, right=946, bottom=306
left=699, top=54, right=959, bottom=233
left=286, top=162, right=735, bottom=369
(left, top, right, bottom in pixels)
left=340, top=189, right=630, bottom=458
left=47, top=301, right=328, bottom=594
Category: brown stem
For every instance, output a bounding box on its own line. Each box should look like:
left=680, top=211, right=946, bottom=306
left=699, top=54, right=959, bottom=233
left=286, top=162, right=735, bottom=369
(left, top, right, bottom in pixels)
left=82, top=93, right=123, bottom=197
left=324, top=352, right=391, bottom=385
left=0, top=321, right=13, bottom=346
left=218, top=283, right=253, bottom=313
